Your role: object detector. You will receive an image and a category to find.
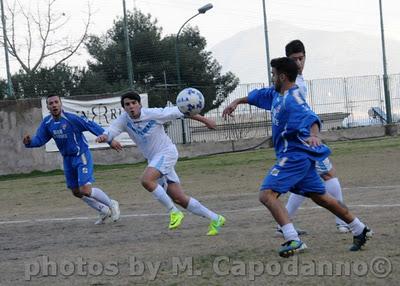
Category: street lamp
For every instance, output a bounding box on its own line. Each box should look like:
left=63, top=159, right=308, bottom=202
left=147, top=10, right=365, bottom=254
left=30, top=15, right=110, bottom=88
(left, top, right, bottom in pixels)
left=174, top=3, right=213, bottom=144
left=175, top=3, right=213, bottom=87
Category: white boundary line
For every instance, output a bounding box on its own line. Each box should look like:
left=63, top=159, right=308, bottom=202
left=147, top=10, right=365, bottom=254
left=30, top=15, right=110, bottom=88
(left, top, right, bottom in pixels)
left=1, top=185, right=398, bottom=226
left=198, top=185, right=400, bottom=200
left=0, top=203, right=399, bottom=226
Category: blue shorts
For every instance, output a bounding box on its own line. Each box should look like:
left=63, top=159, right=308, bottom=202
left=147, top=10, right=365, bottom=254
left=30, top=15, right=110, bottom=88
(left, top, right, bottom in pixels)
left=63, top=150, right=95, bottom=189
left=260, top=155, right=326, bottom=197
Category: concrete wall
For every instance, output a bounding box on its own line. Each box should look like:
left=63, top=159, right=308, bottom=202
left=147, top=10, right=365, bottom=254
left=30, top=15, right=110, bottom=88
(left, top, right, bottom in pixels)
left=0, top=98, right=398, bottom=175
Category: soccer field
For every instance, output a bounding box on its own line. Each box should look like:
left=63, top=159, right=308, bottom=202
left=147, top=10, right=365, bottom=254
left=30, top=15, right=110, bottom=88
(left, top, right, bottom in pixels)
left=1, top=137, right=400, bottom=285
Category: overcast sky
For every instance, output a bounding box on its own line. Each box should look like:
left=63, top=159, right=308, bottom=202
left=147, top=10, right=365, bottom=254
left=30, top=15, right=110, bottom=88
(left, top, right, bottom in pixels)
left=1, top=0, right=400, bottom=77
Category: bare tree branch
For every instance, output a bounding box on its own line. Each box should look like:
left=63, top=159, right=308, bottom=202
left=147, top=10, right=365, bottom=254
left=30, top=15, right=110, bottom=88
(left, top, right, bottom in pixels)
left=2, top=0, right=92, bottom=74
left=48, top=3, right=91, bottom=72
left=4, top=1, right=30, bottom=72
left=16, top=0, right=33, bottom=68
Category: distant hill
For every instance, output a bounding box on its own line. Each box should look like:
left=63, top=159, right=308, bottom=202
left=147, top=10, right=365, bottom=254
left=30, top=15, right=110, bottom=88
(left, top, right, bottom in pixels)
left=210, top=21, right=400, bottom=83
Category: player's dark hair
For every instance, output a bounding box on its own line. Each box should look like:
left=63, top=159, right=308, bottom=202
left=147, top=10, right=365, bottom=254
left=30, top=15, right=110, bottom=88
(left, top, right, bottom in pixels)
left=285, top=39, right=306, bottom=57
left=120, top=90, right=141, bottom=107
left=270, top=57, right=298, bottom=82
left=46, top=95, right=62, bottom=104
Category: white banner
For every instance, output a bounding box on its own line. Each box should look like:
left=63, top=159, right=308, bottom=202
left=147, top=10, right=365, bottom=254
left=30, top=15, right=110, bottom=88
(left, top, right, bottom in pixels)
left=41, top=94, right=148, bottom=152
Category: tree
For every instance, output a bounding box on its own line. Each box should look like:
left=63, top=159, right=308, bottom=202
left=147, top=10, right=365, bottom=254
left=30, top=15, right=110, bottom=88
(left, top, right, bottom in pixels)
left=1, top=0, right=91, bottom=75
left=0, top=79, right=6, bottom=99
left=84, top=9, right=239, bottom=113
left=10, top=64, right=82, bottom=98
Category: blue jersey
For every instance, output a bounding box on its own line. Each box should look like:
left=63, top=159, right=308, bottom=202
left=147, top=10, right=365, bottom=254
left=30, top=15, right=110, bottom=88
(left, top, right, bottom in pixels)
left=25, top=111, right=104, bottom=157
left=247, top=85, right=331, bottom=161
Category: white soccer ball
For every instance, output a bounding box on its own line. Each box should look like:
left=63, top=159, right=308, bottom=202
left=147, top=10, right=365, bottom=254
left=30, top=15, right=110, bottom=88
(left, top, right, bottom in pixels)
left=176, top=87, right=205, bottom=116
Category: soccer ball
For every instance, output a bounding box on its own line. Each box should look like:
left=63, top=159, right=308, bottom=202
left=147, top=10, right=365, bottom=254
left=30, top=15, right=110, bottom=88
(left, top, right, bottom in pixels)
left=176, top=88, right=205, bottom=116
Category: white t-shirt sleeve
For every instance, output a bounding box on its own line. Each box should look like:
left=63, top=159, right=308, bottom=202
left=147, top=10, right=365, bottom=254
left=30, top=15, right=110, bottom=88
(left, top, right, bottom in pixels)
left=296, top=75, right=308, bottom=101
left=145, top=107, right=184, bottom=124
left=104, top=113, right=127, bottom=141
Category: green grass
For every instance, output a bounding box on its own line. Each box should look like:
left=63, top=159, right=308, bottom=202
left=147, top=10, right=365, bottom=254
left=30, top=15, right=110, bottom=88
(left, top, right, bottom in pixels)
left=1, top=136, right=399, bottom=182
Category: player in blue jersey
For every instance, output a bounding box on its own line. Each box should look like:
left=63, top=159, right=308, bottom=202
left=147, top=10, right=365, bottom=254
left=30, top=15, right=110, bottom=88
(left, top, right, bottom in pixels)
left=223, top=57, right=371, bottom=257
left=282, top=39, right=350, bottom=234
left=23, top=95, right=121, bottom=225
left=96, top=91, right=225, bottom=235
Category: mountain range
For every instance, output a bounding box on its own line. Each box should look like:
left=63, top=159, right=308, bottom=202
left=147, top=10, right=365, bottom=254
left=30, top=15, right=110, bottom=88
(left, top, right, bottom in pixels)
left=210, top=21, right=400, bottom=84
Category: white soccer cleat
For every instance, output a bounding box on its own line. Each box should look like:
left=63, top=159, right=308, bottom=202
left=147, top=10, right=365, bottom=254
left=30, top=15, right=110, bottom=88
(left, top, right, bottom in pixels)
left=94, top=209, right=111, bottom=225
left=110, top=200, right=120, bottom=222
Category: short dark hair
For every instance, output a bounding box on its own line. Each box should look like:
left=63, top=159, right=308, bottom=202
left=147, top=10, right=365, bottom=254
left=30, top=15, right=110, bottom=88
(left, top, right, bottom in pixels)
left=46, top=95, right=61, bottom=104
left=270, top=57, right=298, bottom=82
left=285, top=40, right=305, bottom=57
left=120, top=90, right=141, bottom=107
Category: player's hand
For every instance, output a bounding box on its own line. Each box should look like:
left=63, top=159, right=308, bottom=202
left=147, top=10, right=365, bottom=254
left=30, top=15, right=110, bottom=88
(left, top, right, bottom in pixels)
left=306, top=135, right=321, bottom=147
left=204, top=118, right=217, bottom=130
left=96, top=134, right=108, bottom=143
left=23, top=135, right=31, bottom=145
left=110, top=140, right=123, bottom=152
left=222, top=102, right=238, bottom=119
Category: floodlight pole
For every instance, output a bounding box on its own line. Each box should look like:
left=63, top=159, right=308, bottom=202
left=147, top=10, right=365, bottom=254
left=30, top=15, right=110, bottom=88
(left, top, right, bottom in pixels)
left=122, top=0, right=134, bottom=89
left=262, top=0, right=272, bottom=86
left=1, top=0, right=13, bottom=98
left=175, top=3, right=213, bottom=143
left=378, top=0, right=392, bottom=124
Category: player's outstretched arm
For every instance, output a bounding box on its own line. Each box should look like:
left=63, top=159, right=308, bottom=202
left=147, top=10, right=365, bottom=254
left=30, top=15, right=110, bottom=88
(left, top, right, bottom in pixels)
left=189, top=114, right=216, bottom=130
left=96, top=135, right=123, bottom=152
left=222, top=97, right=249, bottom=119
left=23, top=121, right=52, bottom=147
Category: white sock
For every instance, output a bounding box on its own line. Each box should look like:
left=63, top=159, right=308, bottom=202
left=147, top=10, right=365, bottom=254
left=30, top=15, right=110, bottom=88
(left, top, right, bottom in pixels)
left=81, top=196, right=109, bottom=214
left=281, top=223, right=300, bottom=242
left=348, top=218, right=365, bottom=236
left=325, top=178, right=347, bottom=226
left=286, top=193, right=306, bottom=219
left=152, top=185, right=179, bottom=213
left=187, top=198, right=218, bottom=220
left=90, top=187, right=112, bottom=208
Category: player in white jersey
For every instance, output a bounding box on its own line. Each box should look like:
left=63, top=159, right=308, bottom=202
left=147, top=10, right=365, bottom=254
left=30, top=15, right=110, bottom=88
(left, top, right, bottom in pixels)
left=96, top=91, right=225, bottom=235
left=281, top=40, right=350, bottom=234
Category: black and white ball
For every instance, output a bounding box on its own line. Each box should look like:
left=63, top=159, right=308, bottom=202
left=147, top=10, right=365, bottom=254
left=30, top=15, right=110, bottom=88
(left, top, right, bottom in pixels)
left=176, top=88, right=205, bottom=116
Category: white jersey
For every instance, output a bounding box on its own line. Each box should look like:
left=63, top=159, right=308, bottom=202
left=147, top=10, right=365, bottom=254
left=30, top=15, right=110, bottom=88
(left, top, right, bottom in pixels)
left=296, top=74, right=308, bottom=101
left=105, top=106, right=184, bottom=160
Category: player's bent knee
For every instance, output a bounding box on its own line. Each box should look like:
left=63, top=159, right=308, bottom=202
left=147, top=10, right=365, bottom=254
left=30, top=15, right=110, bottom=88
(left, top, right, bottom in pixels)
left=141, top=178, right=157, bottom=192
left=259, top=189, right=277, bottom=205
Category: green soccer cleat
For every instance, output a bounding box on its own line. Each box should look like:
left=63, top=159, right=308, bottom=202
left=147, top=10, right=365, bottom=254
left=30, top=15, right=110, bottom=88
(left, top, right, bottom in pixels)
left=207, top=215, right=226, bottom=236
left=169, top=211, right=185, bottom=230
left=279, top=240, right=307, bottom=258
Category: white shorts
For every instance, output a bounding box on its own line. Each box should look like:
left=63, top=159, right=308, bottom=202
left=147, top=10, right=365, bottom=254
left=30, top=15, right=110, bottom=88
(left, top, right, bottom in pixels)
left=315, top=157, right=333, bottom=175
left=148, top=150, right=180, bottom=184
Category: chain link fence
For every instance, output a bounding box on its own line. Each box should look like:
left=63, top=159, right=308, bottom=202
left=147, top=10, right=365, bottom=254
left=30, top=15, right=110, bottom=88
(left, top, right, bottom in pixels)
left=166, top=74, right=400, bottom=144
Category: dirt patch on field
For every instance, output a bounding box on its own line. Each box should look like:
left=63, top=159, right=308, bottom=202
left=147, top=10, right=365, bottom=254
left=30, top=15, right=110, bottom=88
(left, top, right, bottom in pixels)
left=1, top=138, right=399, bottom=285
